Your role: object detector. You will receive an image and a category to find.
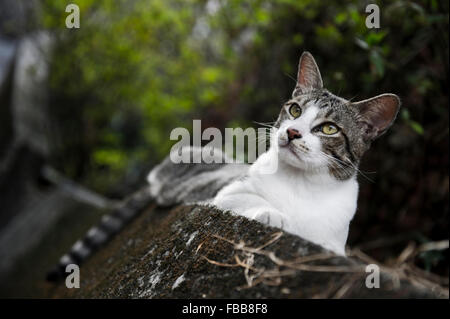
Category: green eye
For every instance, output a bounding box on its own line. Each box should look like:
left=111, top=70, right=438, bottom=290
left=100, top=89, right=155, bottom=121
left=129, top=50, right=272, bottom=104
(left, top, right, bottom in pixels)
left=321, top=123, right=339, bottom=135
left=289, top=103, right=302, bottom=118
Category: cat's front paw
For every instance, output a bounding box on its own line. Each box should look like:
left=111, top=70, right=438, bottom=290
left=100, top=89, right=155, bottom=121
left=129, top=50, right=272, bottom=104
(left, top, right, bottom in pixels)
left=252, top=210, right=286, bottom=229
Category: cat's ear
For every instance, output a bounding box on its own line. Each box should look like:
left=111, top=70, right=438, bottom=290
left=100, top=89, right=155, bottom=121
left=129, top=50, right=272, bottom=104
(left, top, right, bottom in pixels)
left=353, top=93, right=401, bottom=140
left=293, top=51, right=323, bottom=95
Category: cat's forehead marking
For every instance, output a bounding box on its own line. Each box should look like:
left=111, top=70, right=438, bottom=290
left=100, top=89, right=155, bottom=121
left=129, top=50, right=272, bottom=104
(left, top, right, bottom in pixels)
left=276, top=90, right=354, bottom=130
left=290, top=90, right=349, bottom=122
left=291, top=90, right=347, bottom=107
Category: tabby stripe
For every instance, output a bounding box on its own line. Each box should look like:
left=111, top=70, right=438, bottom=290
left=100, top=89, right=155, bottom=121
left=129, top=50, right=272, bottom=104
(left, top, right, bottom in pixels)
left=329, top=150, right=345, bottom=164
left=46, top=187, right=154, bottom=282
left=325, top=109, right=334, bottom=118
left=341, top=131, right=356, bottom=163
left=59, top=254, right=75, bottom=267
left=99, top=215, right=123, bottom=234
left=85, top=227, right=109, bottom=246
left=71, top=239, right=91, bottom=260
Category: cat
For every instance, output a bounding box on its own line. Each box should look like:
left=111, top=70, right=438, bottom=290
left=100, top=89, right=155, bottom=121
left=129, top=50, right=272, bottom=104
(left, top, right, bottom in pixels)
left=151, top=51, right=400, bottom=255
left=47, top=51, right=399, bottom=281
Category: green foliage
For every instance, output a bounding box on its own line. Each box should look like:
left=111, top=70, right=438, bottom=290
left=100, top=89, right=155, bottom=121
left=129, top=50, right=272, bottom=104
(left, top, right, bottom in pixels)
left=40, top=0, right=448, bottom=207
left=401, top=109, right=424, bottom=135
left=42, top=0, right=236, bottom=192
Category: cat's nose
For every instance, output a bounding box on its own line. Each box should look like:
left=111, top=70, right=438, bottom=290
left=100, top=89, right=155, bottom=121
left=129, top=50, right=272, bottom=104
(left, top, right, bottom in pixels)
left=287, top=128, right=302, bottom=141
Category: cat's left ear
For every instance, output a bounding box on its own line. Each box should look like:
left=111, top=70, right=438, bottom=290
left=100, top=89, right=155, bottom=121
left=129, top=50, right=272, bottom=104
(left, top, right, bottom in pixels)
left=353, top=93, right=401, bottom=140
left=293, top=51, right=323, bottom=96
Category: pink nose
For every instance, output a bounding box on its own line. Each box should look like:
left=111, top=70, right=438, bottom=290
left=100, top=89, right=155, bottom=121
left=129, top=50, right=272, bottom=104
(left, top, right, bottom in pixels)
left=287, top=128, right=302, bottom=141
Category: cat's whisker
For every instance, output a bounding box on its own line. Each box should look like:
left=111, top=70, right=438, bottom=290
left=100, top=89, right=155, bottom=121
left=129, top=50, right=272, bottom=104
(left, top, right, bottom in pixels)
left=319, top=153, right=354, bottom=175
left=284, top=72, right=297, bottom=84
left=318, top=151, right=374, bottom=183
left=342, top=158, right=375, bottom=183
left=254, top=120, right=276, bottom=125
left=247, top=133, right=273, bottom=144
left=343, top=95, right=358, bottom=105
left=253, top=122, right=276, bottom=129
left=317, top=152, right=354, bottom=174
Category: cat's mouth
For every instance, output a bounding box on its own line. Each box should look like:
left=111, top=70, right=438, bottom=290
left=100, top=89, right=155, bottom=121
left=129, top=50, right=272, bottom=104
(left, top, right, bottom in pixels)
left=282, top=143, right=306, bottom=161
left=277, top=134, right=311, bottom=162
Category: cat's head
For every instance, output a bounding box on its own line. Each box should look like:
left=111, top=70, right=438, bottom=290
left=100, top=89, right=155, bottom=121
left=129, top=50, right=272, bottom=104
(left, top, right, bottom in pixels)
left=273, top=51, right=400, bottom=180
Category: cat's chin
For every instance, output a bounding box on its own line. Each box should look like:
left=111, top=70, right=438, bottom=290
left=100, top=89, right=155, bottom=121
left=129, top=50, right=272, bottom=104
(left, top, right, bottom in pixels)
left=277, top=146, right=317, bottom=171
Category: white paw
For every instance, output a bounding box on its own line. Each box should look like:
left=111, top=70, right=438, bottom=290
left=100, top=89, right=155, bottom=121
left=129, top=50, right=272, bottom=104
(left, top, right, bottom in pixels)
left=252, top=210, right=285, bottom=229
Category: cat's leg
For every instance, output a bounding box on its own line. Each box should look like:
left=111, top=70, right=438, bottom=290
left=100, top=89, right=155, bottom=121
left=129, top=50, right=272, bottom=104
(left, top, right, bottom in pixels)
left=247, top=207, right=287, bottom=229
left=213, top=188, right=288, bottom=229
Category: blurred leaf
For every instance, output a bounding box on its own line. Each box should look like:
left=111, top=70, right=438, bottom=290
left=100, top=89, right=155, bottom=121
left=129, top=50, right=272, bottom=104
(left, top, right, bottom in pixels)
left=401, top=109, right=411, bottom=121
left=369, top=50, right=385, bottom=77
left=334, top=11, right=348, bottom=25
left=93, top=149, right=126, bottom=170
left=408, top=121, right=425, bottom=135
left=365, top=31, right=388, bottom=46
left=292, top=33, right=304, bottom=45
left=355, top=37, right=369, bottom=50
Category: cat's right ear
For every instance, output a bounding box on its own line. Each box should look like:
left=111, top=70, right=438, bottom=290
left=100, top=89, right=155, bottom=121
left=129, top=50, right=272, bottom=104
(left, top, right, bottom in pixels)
left=293, top=51, right=323, bottom=96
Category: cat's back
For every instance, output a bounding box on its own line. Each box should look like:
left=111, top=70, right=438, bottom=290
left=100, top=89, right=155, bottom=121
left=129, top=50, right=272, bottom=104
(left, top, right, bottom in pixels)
left=148, top=146, right=249, bottom=206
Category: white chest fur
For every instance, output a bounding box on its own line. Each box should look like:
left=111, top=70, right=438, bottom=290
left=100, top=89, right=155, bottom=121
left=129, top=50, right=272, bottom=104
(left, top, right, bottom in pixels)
left=213, top=150, right=359, bottom=255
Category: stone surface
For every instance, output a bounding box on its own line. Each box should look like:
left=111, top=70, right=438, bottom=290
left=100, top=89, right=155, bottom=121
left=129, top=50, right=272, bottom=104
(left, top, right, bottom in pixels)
left=42, top=203, right=445, bottom=299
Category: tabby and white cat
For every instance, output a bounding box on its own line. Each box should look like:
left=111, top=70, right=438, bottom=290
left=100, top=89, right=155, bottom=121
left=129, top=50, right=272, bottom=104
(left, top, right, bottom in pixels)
left=151, top=51, right=400, bottom=255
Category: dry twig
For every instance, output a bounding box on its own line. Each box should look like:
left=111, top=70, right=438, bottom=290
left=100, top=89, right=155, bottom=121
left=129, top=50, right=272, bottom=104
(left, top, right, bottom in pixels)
left=203, top=232, right=364, bottom=291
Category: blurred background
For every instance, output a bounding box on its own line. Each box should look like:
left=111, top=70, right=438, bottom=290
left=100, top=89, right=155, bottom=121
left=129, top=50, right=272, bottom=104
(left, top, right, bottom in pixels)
left=0, top=0, right=448, bottom=297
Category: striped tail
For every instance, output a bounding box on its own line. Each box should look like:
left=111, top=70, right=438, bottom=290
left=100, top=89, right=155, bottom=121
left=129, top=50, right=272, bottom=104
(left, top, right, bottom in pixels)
left=46, top=187, right=152, bottom=282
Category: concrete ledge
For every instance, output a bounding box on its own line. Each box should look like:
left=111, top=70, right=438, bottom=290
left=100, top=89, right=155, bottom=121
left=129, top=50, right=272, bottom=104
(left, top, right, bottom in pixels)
left=46, top=204, right=445, bottom=298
